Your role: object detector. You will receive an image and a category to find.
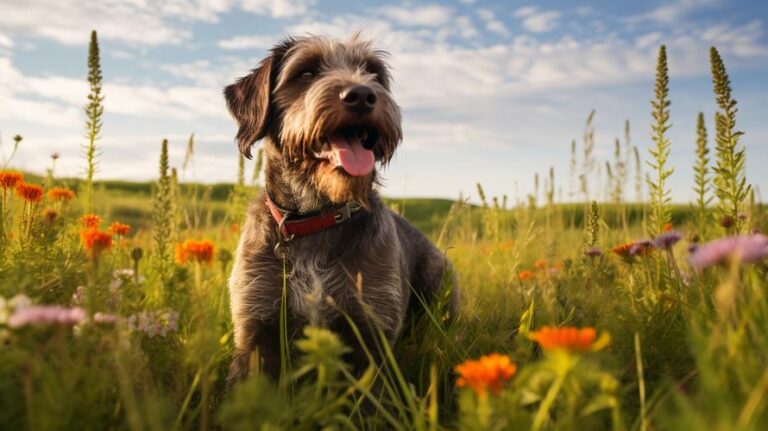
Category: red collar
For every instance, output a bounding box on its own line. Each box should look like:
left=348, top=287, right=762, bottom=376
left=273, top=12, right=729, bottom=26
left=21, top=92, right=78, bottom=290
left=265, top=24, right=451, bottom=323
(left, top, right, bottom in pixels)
left=266, top=193, right=362, bottom=238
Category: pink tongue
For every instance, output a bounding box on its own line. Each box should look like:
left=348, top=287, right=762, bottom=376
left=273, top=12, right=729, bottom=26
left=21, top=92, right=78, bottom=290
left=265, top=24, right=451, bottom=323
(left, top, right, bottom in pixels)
left=327, top=132, right=375, bottom=177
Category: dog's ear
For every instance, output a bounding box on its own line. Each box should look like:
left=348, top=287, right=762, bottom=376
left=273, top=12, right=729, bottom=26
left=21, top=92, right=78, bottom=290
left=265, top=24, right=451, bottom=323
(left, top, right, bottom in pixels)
left=224, top=39, right=293, bottom=158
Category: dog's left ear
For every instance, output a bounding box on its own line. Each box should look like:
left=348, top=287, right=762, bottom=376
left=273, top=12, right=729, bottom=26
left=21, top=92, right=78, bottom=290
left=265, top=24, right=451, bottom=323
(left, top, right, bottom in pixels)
left=224, top=39, right=293, bottom=158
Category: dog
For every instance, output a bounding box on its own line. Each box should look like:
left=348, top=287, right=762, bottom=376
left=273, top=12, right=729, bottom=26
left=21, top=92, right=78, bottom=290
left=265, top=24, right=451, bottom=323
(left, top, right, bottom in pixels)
left=224, top=35, right=457, bottom=383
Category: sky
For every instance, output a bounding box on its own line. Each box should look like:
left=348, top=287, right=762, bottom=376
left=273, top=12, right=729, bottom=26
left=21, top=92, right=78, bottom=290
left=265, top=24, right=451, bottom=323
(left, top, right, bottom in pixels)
left=1, top=0, right=767, bottom=204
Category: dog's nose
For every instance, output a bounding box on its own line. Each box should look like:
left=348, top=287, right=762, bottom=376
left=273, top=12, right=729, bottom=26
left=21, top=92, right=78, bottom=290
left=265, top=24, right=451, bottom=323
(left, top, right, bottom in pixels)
left=340, top=85, right=376, bottom=114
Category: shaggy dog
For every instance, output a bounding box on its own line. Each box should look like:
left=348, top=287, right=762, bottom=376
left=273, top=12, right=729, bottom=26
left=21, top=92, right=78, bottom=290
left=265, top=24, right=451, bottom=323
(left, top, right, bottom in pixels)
left=224, top=35, right=457, bottom=383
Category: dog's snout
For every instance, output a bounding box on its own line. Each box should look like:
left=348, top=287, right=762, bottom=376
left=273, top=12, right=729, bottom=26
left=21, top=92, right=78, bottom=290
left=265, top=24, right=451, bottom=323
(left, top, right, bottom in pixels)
left=340, top=85, right=376, bottom=114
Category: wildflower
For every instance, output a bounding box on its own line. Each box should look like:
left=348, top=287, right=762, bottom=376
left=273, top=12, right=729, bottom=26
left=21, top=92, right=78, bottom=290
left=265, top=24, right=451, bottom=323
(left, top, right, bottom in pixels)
left=613, top=240, right=653, bottom=260
left=455, top=353, right=517, bottom=396
left=176, top=239, right=215, bottom=265
left=0, top=171, right=24, bottom=189
left=109, top=221, right=130, bottom=236
left=719, top=215, right=735, bottom=229
left=534, top=259, right=548, bottom=270
left=663, top=223, right=673, bottom=232
left=80, top=228, right=112, bottom=259
left=51, top=152, right=60, bottom=161
left=80, top=214, right=101, bottom=228
left=530, top=326, right=599, bottom=352
left=688, top=234, right=768, bottom=270
left=8, top=305, right=86, bottom=328
left=585, top=247, right=602, bottom=257
left=93, top=312, right=119, bottom=324
left=654, top=231, right=682, bottom=250
left=43, top=208, right=58, bottom=223
left=15, top=183, right=44, bottom=203
left=630, top=240, right=654, bottom=256
left=518, top=270, right=534, bottom=281
left=47, top=187, right=76, bottom=201
left=127, top=309, right=179, bottom=337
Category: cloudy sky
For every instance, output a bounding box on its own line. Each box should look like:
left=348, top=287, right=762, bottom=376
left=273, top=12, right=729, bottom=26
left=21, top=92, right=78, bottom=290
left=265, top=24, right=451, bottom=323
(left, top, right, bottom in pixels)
left=1, top=0, right=767, bottom=203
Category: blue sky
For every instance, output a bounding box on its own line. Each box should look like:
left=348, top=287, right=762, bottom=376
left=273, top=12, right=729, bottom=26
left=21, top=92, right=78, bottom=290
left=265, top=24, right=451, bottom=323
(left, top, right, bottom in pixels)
left=1, top=0, right=767, bottom=203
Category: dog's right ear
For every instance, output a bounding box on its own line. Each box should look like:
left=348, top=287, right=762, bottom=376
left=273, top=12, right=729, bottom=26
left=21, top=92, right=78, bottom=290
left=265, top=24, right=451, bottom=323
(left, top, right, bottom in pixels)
left=224, top=40, right=293, bottom=158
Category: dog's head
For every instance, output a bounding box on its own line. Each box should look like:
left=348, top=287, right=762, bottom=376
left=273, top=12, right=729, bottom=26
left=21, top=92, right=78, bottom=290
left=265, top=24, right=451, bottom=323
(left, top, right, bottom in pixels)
left=224, top=35, right=402, bottom=206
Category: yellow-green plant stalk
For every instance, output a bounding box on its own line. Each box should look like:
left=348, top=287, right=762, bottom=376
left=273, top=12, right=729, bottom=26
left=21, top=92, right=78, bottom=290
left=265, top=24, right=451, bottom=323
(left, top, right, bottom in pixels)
left=710, top=46, right=749, bottom=234
left=183, top=133, right=194, bottom=172
left=228, top=153, right=248, bottom=225
left=585, top=200, right=599, bottom=249
left=581, top=110, right=596, bottom=201
left=568, top=139, right=577, bottom=201
left=2, top=134, right=22, bottom=169
left=646, top=45, right=673, bottom=238
left=633, top=145, right=643, bottom=203
left=153, top=139, right=173, bottom=285
left=82, top=30, right=103, bottom=214
left=170, top=167, right=182, bottom=242
left=693, top=112, right=712, bottom=235
left=252, top=147, right=264, bottom=186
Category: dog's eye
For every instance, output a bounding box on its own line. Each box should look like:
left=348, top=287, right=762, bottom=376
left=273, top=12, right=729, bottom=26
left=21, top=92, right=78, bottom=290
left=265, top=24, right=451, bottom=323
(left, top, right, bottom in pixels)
left=299, top=70, right=315, bottom=81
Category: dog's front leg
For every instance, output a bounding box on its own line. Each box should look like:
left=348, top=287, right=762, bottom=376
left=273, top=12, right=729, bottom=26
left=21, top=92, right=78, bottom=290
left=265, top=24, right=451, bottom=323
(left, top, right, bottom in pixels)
left=227, top=249, right=284, bottom=385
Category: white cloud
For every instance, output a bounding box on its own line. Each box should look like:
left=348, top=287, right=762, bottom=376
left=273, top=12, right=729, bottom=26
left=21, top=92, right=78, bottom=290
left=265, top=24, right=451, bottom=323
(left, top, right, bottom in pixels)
left=477, top=8, right=510, bottom=37
left=239, top=0, right=316, bottom=18
left=627, top=0, right=720, bottom=25
left=514, top=7, right=562, bottom=33
left=379, top=4, right=453, bottom=27
left=0, top=32, right=13, bottom=49
left=218, top=35, right=275, bottom=50
left=0, top=0, right=316, bottom=46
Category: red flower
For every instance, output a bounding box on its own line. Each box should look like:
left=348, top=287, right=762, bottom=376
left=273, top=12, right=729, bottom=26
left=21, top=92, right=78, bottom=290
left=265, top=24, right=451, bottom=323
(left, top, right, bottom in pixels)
left=47, top=187, right=76, bottom=201
left=518, top=270, right=534, bottom=281
left=176, top=239, right=215, bottom=265
left=15, top=183, right=44, bottom=203
left=109, top=222, right=130, bottom=236
left=80, top=228, right=113, bottom=259
left=455, top=353, right=517, bottom=396
left=530, top=326, right=597, bottom=352
left=0, top=171, right=24, bottom=189
left=80, top=214, right=101, bottom=229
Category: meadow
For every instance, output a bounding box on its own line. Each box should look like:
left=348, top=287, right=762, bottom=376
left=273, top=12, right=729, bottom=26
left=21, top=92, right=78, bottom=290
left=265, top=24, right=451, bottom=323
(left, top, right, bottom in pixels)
left=1, top=35, right=767, bottom=431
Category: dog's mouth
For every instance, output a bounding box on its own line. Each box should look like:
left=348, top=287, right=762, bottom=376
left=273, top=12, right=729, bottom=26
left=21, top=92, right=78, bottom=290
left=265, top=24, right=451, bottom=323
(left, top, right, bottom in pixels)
left=314, top=125, right=380, bottom=177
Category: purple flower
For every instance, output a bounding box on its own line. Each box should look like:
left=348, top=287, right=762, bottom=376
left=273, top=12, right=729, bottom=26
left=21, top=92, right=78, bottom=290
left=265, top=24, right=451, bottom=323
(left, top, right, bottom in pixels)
left=127, top=309, right=179, bottom=337
left=688, top=234, right=768, bottom=270
left=654, top=231, right=682, bottom=249
left=630, top=240, right=654, bottom=257
left=8, top=305, right=86, bottom=328
left=584, top=247, right=602, bottom=257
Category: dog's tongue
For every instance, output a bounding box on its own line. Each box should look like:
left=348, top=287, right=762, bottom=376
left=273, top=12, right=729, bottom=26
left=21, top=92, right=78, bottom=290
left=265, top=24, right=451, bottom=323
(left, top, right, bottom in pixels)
left=327, top=131, right=375, bottom=177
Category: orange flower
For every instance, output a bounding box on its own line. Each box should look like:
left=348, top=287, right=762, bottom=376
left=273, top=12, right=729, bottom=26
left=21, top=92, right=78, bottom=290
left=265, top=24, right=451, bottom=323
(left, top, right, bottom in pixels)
left=0, top=171, right=24, bottom=189
left=663, top=223, right=673, bottom=232
left=47, top=187, right=76, bottom=201
left=518, top=270, right=534, bottom=281
left=80, top=214, right=101, bottom=229
left=176, top=239, right=215, bottom=265
left=455, top=353, right=517, bottom=396
left=80, top=228, right=113, bottom=259
left=534, top=259, right=548, bottom=270
left=15, top=183, right=44, bottom=203
left=611, top=242, right=634, bottom=257
left=530, top=326, right=597, bottom=352
left=109, top=222, right=130, bottom=236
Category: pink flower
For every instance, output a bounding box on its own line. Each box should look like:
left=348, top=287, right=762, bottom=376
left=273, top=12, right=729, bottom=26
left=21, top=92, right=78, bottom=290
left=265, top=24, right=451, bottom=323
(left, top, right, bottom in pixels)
left=8, top=305, right=86, bottom=328
left=688, top=234, right=768, bottom=270
left=93, top=312, right=119, bottom=324
left=654, top=231, right=682, bottom=249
